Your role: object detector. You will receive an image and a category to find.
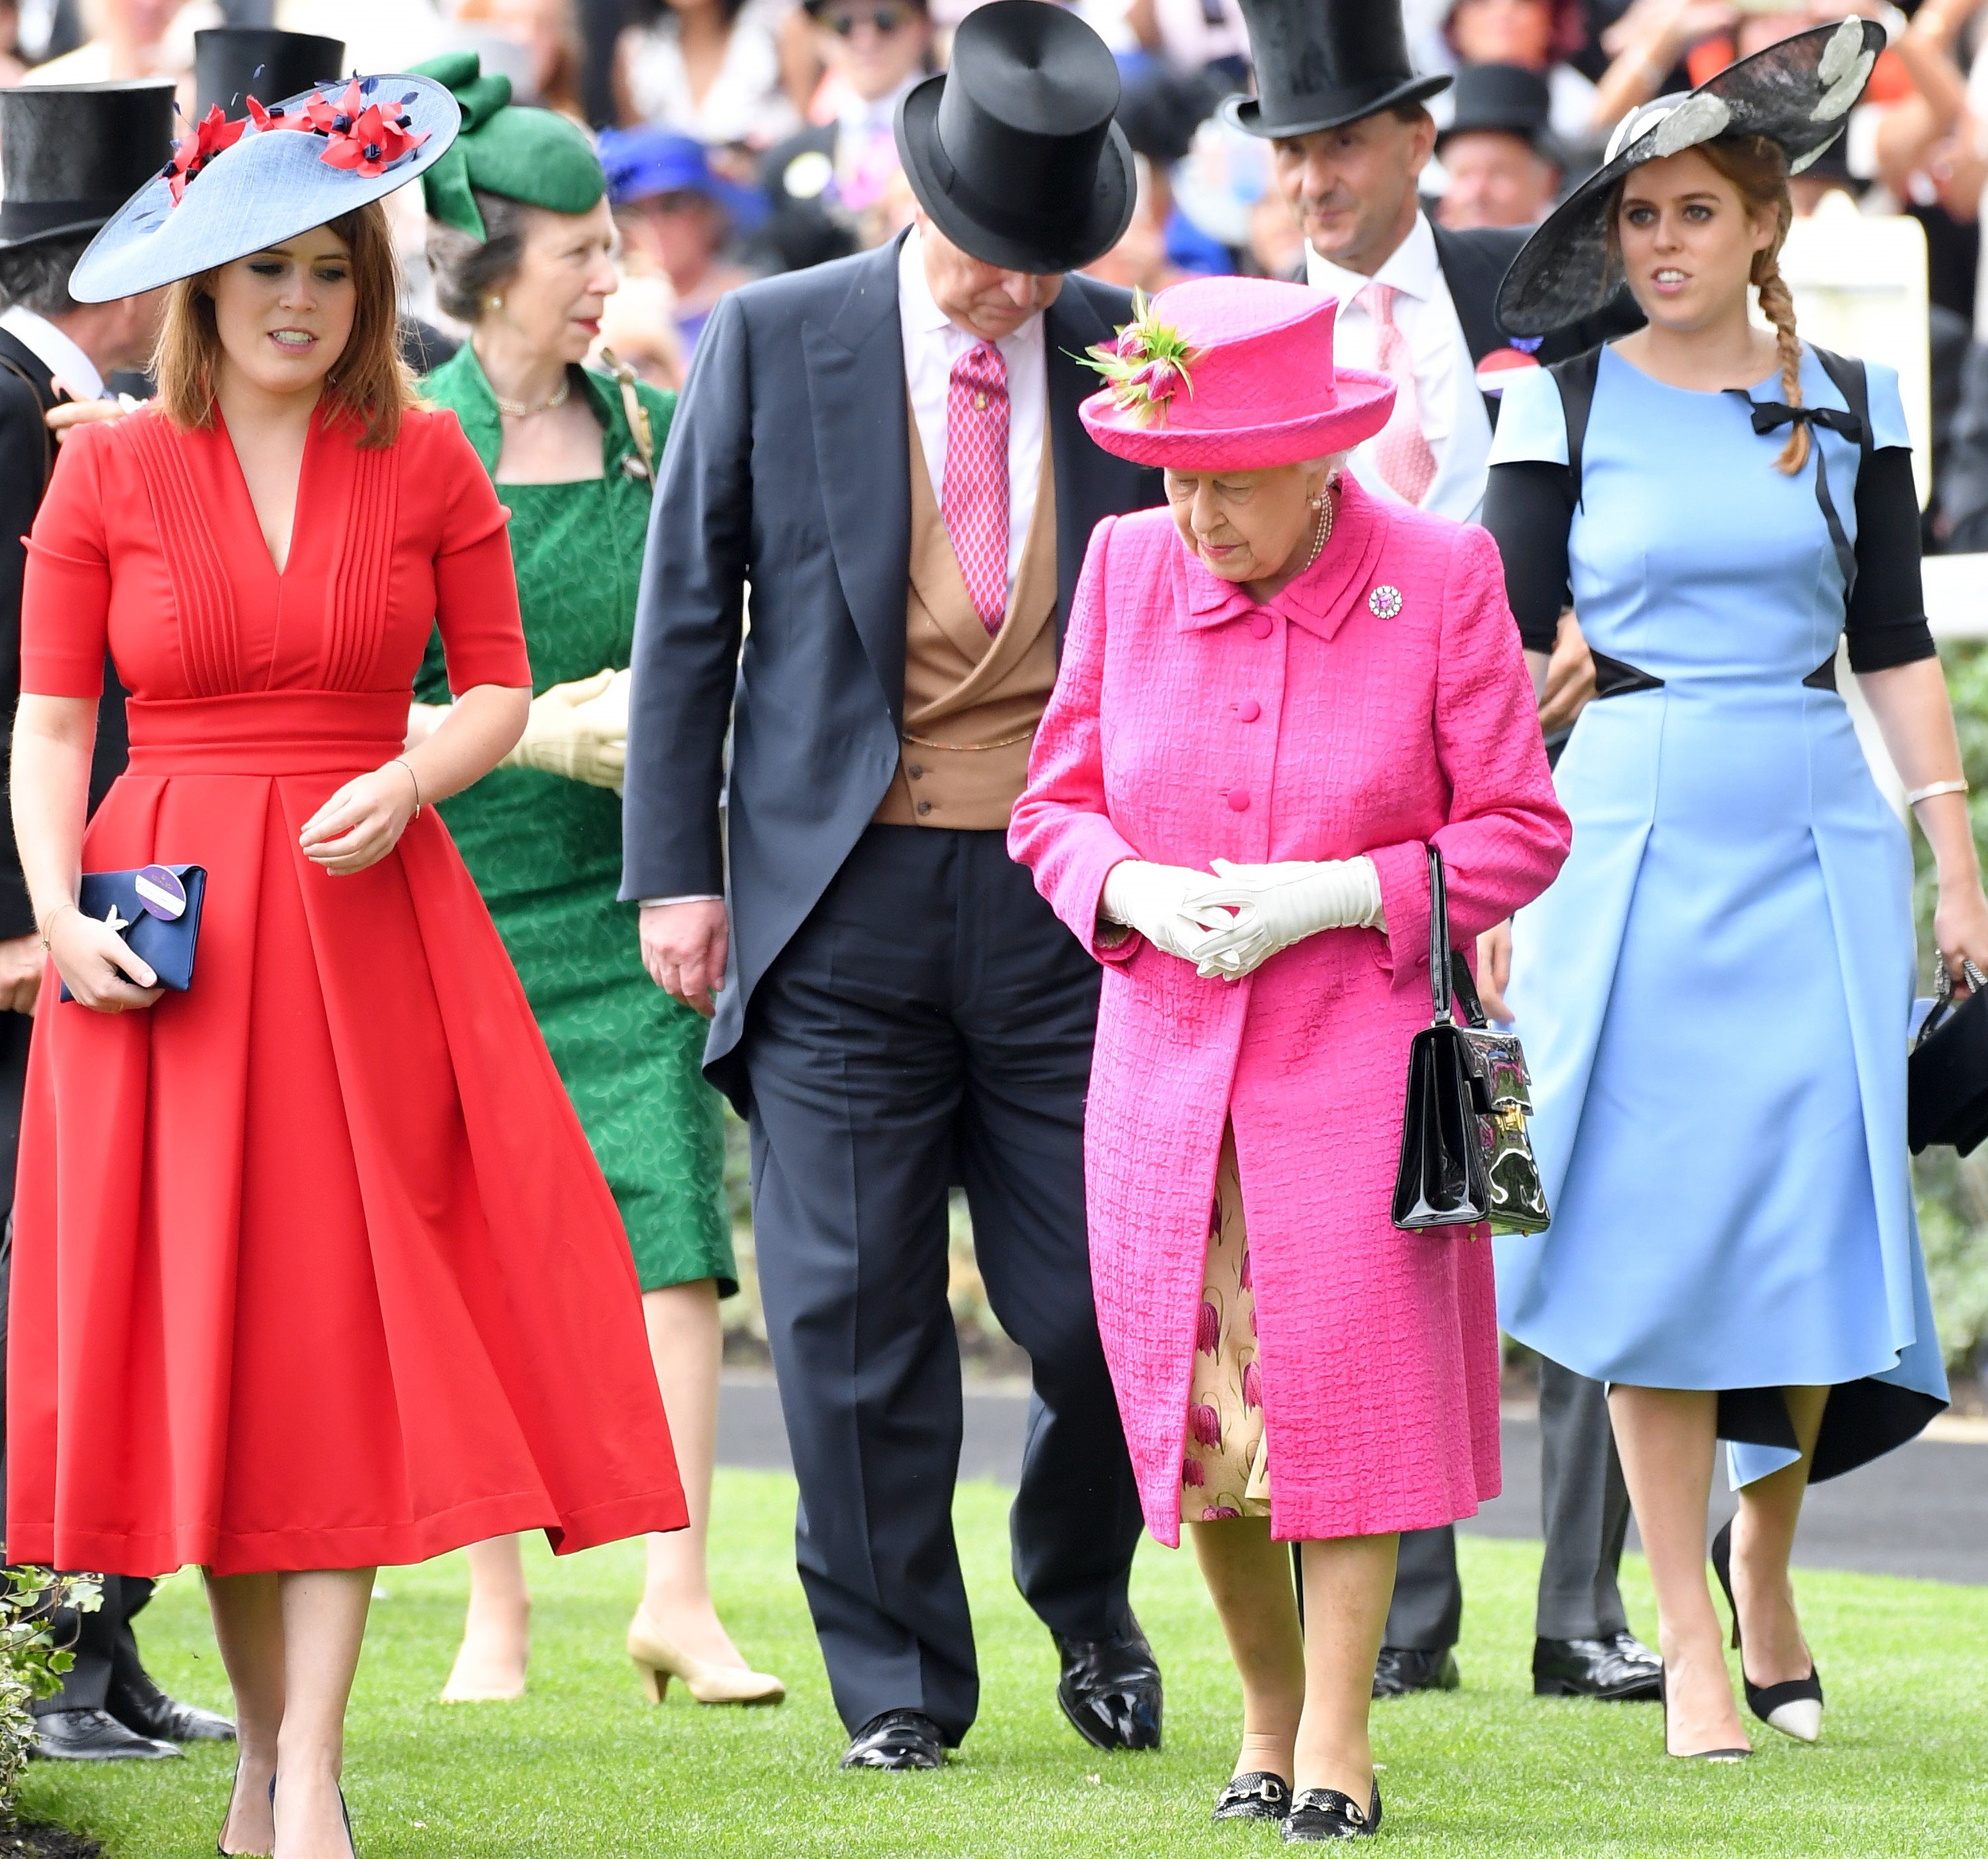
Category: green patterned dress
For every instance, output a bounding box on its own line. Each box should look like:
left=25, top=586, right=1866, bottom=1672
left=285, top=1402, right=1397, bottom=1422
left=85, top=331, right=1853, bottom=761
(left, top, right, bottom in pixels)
left=417, top=345, right=734, bottom=1294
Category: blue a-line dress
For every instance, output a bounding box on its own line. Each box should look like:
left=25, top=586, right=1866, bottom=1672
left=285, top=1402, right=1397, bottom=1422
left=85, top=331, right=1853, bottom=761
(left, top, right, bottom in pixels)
left=1492, top=345, right=1948, bottom=1488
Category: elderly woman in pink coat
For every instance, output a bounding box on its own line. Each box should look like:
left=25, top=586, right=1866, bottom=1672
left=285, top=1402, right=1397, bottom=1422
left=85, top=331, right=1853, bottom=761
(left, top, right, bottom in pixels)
left=1009, top=276, right=1569, bottom=1843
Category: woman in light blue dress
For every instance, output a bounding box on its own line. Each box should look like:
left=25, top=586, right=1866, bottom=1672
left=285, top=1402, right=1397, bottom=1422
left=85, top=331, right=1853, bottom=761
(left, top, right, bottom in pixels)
left=1483, top=23, right=1984, bottom=1767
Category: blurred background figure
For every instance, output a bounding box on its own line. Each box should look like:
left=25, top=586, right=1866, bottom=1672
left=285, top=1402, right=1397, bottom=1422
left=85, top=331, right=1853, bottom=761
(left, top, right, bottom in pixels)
left=0, top=5, right=26, bottom=84
left=755, top=0, right=930, bottom=273
left=1435, top=0, right=1601, bottom=153
left=22, top=0, right=211, bottom=84
left=454, top=0, right=590, bottom=116
left=1435, top=60, right=1564, bottom=229
left=600, top=125, right=758, bottom=355
left=614, top=0, right=803, bottom=159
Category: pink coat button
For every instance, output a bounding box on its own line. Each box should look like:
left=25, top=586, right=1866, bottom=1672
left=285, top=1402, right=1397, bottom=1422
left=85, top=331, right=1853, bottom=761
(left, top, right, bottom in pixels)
left=1249, top=615, right=1272, bottom=639
left=1238, top=699, right=1261, bottom=722
left=1227, top=787, right=1250, bottom=811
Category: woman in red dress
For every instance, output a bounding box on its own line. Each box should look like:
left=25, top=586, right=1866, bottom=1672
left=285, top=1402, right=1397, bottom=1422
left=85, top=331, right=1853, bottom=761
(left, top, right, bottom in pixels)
left=5, top=77, right=685, bottom=1859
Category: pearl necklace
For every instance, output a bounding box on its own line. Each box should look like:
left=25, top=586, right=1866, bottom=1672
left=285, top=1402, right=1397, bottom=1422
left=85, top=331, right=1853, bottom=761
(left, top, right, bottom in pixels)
left=492, top=375, right=572, bottom=419
left=1301, top=485, right=1337, bottom=572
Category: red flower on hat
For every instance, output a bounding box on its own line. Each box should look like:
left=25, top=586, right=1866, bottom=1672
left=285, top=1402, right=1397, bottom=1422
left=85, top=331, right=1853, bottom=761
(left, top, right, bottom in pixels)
left=244, top=92, right=311, bottom=135
left=320, top=99, right=429, bottom=178
left=163, top=104, right=248, bottom=206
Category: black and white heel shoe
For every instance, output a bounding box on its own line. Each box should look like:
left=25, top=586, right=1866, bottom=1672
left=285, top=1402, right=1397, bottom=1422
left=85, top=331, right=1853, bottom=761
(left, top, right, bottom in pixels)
left=1282, top=1782, right=1381, bottom=1841
left=1711, top=1519, right=1824, bottom=1742
left=1213, top=1772, right=1291, bottom=1822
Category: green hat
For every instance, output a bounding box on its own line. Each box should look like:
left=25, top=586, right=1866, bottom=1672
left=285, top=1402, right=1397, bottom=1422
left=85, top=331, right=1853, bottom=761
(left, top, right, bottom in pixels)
left=413, top=50, right=603, bottom=240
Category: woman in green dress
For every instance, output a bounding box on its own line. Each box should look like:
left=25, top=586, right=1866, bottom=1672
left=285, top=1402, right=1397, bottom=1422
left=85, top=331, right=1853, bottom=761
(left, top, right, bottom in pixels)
left=407, top=52, right=781, bottom=1708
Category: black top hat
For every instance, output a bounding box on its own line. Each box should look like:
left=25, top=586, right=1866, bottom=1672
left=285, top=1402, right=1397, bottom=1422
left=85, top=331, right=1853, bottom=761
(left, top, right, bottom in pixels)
left=0, top=80, right=178, bottom=253
left=1436, top=62, right=1560, bottom=163
left=1498, top=18, right=1883, bottom=336
left=195, top=27, right=347, bottom=122
left=894, top=0, right=1133, bottom=275
left=1222, top=0, right=1450, bottom=141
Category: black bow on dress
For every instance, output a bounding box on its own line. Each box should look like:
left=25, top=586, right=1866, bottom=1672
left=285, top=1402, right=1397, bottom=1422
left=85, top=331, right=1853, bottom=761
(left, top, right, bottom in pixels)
left=1725, top=391, right=1866, bottom=602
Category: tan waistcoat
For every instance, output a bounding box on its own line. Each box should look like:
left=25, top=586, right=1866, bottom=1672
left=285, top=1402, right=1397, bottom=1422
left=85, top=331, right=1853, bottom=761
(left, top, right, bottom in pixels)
left=872, top=404, right=1059, bottom=830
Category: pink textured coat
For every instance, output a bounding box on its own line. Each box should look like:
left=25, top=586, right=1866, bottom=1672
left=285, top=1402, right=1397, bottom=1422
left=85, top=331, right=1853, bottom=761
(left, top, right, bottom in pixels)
left=1009, top=481, right=1569, bottom=1545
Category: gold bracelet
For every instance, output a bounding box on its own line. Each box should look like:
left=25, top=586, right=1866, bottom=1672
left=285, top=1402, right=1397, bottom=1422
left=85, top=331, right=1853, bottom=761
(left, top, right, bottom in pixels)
left=1907, top=778, right=1970, bottom=807
left=393, top=756, right=423, bottom=818
left=38, top=901, right=76, bottom=951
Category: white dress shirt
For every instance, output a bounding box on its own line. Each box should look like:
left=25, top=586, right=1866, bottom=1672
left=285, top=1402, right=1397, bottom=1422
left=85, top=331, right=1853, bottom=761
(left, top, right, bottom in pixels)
left=0, top=306, right=105, bottom=401
left=898, top=227, right=1047, bottom=598
left=1306, top=213, right=1494, bottom=525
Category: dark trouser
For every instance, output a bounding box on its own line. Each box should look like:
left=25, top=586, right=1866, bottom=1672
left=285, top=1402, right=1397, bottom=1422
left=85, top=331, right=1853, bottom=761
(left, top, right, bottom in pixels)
left=741, top=825, right=1144, bottom=1746
left=1385, top=1357, right=1632, bottom=1649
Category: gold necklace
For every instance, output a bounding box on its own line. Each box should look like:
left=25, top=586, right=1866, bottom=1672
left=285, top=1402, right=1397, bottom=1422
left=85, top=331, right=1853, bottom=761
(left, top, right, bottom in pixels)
left=492, top=374, right=572, bottom=419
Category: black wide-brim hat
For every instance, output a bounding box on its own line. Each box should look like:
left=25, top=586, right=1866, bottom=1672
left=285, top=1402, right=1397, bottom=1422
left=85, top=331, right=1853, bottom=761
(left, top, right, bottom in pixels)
left=1497, top=18, right=1884, bottom=338
left=70, top=72, right=460, bottom=304
left=195, top=27, right=346, bottom=122
left=1221, top=0, right=1450, bottom=140
left=894, top=0, right=1133, bottom=275
left=0, top=80, right=177, bottom=252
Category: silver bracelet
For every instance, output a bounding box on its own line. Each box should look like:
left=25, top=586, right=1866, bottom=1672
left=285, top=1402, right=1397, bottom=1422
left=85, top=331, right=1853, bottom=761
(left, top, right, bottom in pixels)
left=1906, top=779, right=1970, bottom=807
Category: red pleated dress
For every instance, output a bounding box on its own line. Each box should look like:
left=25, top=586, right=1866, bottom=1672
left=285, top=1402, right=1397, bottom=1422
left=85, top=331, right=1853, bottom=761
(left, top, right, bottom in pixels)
left=4, top=401, right=688, bottom=1577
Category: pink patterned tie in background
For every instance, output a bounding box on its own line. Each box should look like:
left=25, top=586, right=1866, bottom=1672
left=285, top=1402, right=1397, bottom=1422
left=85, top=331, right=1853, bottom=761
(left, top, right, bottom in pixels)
left=943, top=340, right=1010, bottom=634
left=1363, top=281, right=1438, bottom=508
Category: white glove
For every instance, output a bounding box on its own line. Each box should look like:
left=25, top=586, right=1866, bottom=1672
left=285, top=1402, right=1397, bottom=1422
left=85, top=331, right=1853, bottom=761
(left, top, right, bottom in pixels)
left=1101, top=860, right=1232, bottom=964
left=1184, top=856, right=1385, bottom=980
left=500, top=668, right=626, bottom=787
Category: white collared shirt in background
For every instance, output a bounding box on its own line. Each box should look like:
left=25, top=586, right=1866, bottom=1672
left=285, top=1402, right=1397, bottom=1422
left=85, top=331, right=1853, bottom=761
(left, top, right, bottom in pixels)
left=0, top=306, right=105, bottom=401
left=897, top=227, right=1047, bottom=599
left=1306, top=212, right=1494, bottom=525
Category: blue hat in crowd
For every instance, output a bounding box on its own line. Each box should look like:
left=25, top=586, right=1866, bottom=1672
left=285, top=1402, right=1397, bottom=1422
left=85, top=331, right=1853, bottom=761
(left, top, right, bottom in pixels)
left=70, top=70, right=460, bottom=303
left=596, top=127, right=767, bottom=235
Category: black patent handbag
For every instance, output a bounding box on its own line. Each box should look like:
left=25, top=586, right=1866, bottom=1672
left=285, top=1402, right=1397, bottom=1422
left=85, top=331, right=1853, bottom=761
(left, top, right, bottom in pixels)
left=1390, top=847, right=1551, bottom=1234
left=1908, top=956, right=1988, bottom=1155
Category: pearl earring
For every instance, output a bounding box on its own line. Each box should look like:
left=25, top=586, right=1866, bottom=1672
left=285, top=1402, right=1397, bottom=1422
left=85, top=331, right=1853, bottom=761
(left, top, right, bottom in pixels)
left=485, top=296, right=503, bottom=313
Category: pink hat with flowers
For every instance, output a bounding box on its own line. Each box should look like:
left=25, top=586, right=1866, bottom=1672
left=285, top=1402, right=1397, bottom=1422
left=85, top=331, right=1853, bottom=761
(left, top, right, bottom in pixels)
left=1078, top=276, right=1394, bottom=470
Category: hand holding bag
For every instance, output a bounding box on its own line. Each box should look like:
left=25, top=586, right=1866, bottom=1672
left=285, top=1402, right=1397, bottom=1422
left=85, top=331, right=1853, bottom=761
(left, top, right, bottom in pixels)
left=1390, top=846, right=1550, bottom=1234
left=1908, top=956, right=1988, bottom=1154
left=57, top=864, right=206, bottom=1003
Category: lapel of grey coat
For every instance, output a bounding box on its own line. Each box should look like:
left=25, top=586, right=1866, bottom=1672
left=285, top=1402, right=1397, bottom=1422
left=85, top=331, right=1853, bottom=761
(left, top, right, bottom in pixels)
left=803, top=239, right=913, bottom=725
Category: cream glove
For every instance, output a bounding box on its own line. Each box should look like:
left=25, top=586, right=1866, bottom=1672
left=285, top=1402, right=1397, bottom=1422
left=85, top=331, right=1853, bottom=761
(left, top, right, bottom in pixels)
left=1101, top=860, right=1231, bottom=964
left=500, top=668, right=626, bottom=787
left=1185, top=856, right=1386, bottom=980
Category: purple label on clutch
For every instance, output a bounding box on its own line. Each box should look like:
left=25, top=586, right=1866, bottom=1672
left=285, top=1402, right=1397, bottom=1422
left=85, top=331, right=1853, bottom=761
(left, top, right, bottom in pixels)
left=134, top=865, right=185, bottom=921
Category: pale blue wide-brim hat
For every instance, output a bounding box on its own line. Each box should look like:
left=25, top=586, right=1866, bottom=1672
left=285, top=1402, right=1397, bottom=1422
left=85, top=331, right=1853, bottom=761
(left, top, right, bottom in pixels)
left=70, top=72, right=460, bottom=304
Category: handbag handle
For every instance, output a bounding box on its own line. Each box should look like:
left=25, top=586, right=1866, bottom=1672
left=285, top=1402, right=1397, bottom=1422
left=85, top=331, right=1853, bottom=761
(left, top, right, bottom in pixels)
left=1916, top=953, right=1988, bottom=1051
left=1426, top=844, right=1489, bottom=1031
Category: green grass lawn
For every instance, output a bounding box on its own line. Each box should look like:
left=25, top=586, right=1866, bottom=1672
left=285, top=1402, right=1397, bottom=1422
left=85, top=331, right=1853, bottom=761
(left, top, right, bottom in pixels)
left=21, top=1468, right=1988, bottom=1856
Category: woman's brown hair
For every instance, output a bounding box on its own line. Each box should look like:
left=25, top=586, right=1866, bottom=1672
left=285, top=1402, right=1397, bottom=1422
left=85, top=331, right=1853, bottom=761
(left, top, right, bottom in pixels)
left=151, top=200, right=414, bottom=448
left=1610, top=132, right=1807, bottom=475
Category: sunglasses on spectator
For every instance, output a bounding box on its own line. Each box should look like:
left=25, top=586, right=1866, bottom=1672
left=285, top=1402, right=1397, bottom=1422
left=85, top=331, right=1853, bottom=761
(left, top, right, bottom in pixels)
left=825, top=5, right=913, bottom=35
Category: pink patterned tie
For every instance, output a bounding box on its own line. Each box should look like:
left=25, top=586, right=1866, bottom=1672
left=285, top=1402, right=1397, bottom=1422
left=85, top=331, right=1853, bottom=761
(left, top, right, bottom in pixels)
left=943, top=340, right=1010, bottom=634
left=1364, top=281, right=1437, bottom=508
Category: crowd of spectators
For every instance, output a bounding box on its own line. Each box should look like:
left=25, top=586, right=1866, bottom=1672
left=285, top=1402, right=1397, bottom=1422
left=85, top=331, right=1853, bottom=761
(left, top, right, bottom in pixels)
left=11, top=2, right=1988, bottom=540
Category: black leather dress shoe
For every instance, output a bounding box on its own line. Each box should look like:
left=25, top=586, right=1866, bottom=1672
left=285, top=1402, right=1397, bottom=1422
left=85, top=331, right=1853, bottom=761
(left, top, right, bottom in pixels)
left=840, top=1709, right=946, bottom=1771
left=109, top=1669, right=237, bottom=1742
left=1371, top=1645, right=1459, bottom=1698
left=1211, top=1771, right=1290, bottom=1821
left=1533, top=1632, right=1662, bottom=1701
left=1053, top=1614, right=1162, bottom=1752
left=31, top=1707, right=182, bottom=1760
left=1282, top=1782, right=1382, bottom=1842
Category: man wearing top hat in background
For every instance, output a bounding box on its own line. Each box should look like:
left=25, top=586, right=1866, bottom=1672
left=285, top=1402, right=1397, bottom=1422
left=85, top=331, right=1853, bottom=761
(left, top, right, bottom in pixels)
left=624, top=0, right=1164, bottom=1774
left=1433, top=62, right=1565, bottom=233
left=0, top=75, right=233, bottom=1761
left=1225, top=0, right=1656, bottom=1708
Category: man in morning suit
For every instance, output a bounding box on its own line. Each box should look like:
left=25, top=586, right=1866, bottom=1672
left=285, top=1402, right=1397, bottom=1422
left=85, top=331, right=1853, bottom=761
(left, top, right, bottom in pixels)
left=0, top=77, right=236, bottom=1762
left=1225, top=0, right=1657, bottom=1707
left=623, top=1, right=1164, bottom=1773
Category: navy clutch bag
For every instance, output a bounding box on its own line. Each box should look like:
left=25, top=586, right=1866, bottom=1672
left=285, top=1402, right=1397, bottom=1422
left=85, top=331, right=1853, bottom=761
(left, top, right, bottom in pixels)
left=58, top=864, right=206, bottom=1003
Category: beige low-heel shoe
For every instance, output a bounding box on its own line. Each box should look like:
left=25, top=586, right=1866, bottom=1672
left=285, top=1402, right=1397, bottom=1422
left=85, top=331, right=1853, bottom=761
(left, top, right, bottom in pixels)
left=626, top=1606, right=785, bottom=1706
left=439, top=1626, right=529, bottom=1702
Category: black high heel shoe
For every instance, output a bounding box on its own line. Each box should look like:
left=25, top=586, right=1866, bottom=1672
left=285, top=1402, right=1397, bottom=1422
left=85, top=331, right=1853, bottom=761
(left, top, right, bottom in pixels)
left=214, top=1765, right=273, bottom=1858
left=1282, top=1781, right=1381, bottom=1841
left=1656, top=1666, right=1749, bottom=1762
left=1711, top=1519, right=1825, bottom=1742
left=1212, top=1771, right=1291, bottom=1822
left=269, top=1773, right=360, bottom=1857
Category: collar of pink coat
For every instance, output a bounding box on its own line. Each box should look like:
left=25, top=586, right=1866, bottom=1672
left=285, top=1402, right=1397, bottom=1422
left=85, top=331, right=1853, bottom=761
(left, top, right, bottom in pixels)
left=1177, top=472, right=1387, bottom=644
